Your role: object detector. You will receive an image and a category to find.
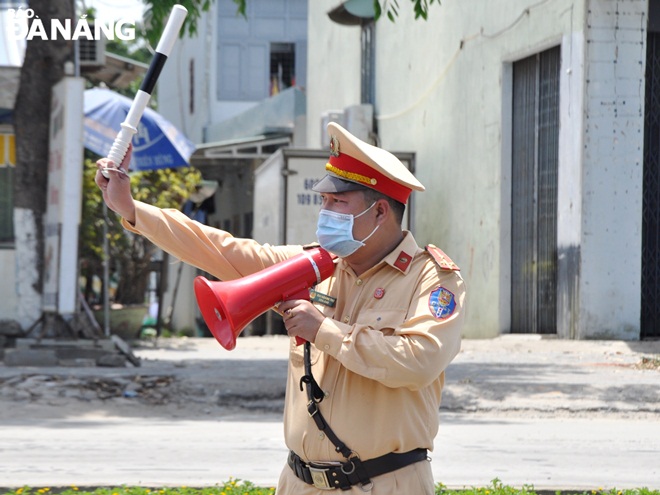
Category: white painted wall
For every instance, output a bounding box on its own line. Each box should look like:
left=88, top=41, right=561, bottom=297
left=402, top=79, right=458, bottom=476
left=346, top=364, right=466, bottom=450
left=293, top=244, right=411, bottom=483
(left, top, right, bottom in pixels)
left=306, top=0, right=646, bottom=339
left=306, top=0, right=361, bottom=149
left=556, top=33, right=586, bottom=339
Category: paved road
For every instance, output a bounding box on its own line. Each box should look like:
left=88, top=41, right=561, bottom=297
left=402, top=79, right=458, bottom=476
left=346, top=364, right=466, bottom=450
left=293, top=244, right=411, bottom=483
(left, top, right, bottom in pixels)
left=1, top=412, right=658, bottom=490
left=0, top=335, right=658, bottom=490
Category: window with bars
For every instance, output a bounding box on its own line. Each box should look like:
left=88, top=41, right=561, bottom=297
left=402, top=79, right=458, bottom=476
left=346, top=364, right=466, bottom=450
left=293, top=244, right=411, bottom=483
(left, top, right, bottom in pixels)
left=270, top=42, right=295, bottom=96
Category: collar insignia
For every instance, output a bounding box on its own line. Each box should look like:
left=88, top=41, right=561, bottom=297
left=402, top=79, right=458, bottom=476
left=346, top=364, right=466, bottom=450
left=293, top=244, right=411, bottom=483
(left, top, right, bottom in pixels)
left=393, top=251, right=412, bottom=271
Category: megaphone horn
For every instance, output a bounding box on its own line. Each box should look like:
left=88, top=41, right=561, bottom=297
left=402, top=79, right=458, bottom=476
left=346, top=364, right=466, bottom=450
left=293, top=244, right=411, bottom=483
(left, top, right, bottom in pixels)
left=194, top=247, right=335, bottom=350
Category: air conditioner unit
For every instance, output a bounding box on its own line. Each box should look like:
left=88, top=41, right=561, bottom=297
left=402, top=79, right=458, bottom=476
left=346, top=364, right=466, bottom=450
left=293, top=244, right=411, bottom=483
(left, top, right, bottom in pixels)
left=78, top=35, right=106, bottom=67
left=343, top=104, right=373, bottom=143
left=320, top=110, right=344, bottom=145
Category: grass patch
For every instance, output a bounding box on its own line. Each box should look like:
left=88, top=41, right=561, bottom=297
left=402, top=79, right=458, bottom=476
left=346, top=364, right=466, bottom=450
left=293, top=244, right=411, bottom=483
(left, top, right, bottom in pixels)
left=1, top=479, right=658, bottom=495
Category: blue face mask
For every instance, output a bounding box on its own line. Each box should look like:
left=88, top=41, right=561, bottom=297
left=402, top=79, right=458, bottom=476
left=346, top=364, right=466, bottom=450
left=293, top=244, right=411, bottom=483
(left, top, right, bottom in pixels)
left=316, top=202, right=379, bottom=257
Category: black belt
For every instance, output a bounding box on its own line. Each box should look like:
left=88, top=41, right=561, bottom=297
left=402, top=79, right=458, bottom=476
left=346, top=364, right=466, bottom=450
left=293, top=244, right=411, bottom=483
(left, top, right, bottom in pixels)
left=288, top=448, right=428, bottom=491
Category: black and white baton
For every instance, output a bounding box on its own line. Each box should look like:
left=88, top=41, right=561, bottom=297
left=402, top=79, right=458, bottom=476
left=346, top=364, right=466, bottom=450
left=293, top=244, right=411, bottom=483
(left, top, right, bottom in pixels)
left=102, top=4, right=188, bottom=178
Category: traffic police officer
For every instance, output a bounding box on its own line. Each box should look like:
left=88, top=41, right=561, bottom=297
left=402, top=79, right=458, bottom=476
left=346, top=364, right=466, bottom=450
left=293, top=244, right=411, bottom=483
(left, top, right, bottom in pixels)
left=96, top=122, right=466, bottom=494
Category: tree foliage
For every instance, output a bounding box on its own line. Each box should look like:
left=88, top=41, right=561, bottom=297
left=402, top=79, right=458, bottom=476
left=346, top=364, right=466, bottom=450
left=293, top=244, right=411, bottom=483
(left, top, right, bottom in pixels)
left=142, top=0, right=215, bottom=47
left=144, top=0, right=440, bottom=47
left=376, top=0, right=441, bottom=22
left=80, top=157, right=201, bottom=305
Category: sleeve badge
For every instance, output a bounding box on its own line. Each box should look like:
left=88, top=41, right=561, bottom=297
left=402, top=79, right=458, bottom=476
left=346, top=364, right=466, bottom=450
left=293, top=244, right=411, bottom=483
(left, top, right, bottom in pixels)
left=428, top=286, right=456, bottom=320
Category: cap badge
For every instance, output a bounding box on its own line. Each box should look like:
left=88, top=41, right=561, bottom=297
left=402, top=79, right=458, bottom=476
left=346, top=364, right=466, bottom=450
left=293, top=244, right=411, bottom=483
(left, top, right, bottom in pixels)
left=329, top=135, right=340, bottom=157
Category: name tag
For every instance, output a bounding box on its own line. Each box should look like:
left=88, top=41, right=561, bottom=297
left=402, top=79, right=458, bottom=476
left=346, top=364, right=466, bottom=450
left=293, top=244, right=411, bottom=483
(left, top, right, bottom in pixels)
left=310, top=289, right=336, bottom=307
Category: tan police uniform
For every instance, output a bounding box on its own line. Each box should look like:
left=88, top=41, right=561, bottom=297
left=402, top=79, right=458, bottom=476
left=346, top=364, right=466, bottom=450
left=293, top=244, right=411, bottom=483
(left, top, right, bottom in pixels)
left=120, top=123, right=465, bottom=494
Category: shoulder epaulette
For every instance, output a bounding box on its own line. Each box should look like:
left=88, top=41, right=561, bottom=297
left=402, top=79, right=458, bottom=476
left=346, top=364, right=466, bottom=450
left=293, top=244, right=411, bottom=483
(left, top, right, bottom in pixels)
left=425, top=244, right=460, bottom=271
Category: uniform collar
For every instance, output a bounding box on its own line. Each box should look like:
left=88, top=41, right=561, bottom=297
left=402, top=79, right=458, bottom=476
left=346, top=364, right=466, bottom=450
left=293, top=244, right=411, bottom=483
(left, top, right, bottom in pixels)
left=383, top=231, right=420, bottom=274
left=335, top=231, right=420, bottom=276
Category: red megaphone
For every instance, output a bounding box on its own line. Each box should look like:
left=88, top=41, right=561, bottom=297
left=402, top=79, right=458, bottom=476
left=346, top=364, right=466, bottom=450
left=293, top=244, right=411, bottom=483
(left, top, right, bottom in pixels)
left=194, top=247, right=335, bottom=350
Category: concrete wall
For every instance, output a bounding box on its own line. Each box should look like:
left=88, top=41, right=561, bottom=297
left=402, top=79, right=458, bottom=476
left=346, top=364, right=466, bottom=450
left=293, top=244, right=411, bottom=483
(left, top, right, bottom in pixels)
left=306, top=0, right=646, bottom=339
left=0, top=249, right=18, bottom=320
left=306, top=0, right=362, bottom=149
left=578, top=0, right=646, bottom=339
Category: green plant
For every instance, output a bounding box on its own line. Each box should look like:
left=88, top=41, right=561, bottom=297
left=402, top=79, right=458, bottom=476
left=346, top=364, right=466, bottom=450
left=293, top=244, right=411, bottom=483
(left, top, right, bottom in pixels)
left=2, top=479, right=659, bottom=495
left=1, top=480, right=276, bottom=495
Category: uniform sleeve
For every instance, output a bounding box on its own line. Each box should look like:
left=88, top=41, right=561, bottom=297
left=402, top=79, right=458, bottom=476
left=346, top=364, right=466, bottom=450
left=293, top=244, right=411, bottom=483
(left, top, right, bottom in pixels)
left=314, top=265, right=465, bottom=390
left=121, top=201, right=302, bottom=281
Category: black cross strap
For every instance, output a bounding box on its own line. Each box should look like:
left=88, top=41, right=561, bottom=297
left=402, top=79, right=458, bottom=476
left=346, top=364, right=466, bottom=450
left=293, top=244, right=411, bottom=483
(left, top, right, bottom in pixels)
left=294, top=343, right=429, bottom=490
left=300, top=341, right=372, bottom=487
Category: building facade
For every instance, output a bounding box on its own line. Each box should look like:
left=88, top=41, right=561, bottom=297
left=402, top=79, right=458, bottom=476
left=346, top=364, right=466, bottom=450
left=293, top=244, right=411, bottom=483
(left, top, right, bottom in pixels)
left=306, top=0, right=655, bottom=339
left=4, top=0, right=652, bottom=340
left=156, top=0, right=660, bottom=340
left=157, top=0, right=309, bottom=333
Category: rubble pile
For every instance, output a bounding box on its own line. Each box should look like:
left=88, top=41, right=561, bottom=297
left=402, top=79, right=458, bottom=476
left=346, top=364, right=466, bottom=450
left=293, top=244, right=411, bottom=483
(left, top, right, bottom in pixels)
left=0, top=374, right=174, bottom=404
left=0, top=371, right=287, bottom=413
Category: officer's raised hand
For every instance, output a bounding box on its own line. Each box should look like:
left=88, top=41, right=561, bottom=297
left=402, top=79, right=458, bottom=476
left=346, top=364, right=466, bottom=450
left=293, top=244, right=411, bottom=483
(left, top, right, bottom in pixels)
left=95, top=145, right=136, bottom=224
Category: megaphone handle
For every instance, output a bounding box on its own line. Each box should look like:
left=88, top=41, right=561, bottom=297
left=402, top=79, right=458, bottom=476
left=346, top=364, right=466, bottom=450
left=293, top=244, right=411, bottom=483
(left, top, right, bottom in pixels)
left=283, top=287, right=314, bottom=346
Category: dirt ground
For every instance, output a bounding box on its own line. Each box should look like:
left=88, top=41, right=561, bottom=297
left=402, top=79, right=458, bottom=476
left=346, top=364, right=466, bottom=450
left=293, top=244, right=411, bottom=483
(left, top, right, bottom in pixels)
left=0, top=335, right=658, bottom=422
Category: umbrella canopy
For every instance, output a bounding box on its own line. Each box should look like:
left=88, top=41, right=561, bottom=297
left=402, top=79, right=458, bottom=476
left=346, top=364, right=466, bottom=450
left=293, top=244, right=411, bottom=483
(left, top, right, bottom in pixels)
left=83, top=87, right=196, bottom=171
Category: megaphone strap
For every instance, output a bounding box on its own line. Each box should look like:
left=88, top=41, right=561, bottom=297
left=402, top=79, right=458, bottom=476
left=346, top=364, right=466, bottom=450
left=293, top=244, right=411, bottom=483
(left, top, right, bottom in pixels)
left=299, top=374, right=324, bottom=402
left=301, top=342, right=372, bottom=488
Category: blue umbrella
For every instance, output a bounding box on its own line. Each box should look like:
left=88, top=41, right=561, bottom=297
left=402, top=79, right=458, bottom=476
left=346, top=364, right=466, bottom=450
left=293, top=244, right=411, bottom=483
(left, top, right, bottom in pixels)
left=83, top=87, right=196, bottom=171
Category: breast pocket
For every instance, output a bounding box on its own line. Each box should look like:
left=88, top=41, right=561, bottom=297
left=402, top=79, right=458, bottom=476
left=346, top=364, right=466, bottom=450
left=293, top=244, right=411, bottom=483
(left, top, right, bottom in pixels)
left=290, top=339, right=324, bottom=366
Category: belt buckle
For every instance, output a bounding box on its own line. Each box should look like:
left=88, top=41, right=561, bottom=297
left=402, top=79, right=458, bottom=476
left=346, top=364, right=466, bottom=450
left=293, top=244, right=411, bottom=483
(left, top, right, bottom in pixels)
left=308, top=462, right=340, bottom=490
